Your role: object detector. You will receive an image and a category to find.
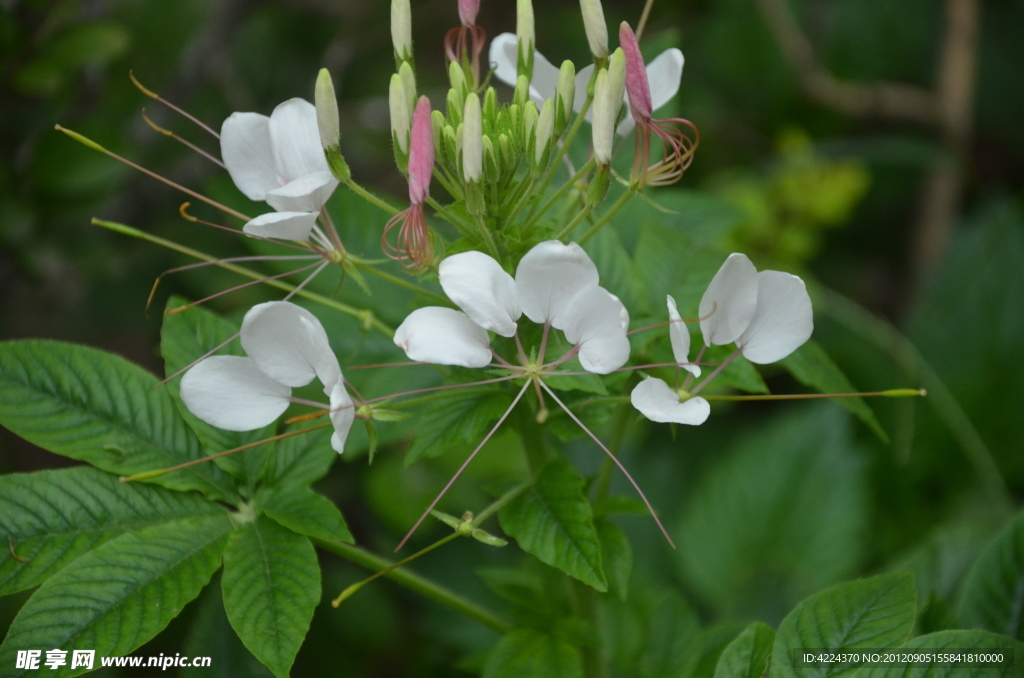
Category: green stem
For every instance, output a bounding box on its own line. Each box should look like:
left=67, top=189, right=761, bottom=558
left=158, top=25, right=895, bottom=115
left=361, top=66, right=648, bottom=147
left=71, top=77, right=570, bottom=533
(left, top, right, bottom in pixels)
left=504, top=176, right=538, bottom=224
left=353, top=261, right=449, bottom=304
left=315, top=539, right=511, bottom=634
left=515, top=403, right=548, bottom=476
left=525, top=157, right=596, bottom=233
left=94, top=218, right=394, bottom=337
left=427, top=197, right=473, bottom=236
left=473, top=483, right=530, bottom=525
left=474, top=214, right=502, bottom=261
left=555, top=204, right=594, bottom=241
left=593, top=403, right=633, bottom=502
left=532, top=96, right=594, bottom=210
left=343, top=178, right=400, bottom=216
left=432, top=168, right=462, bottom=200
left=577, top=188, right=637, bottom=246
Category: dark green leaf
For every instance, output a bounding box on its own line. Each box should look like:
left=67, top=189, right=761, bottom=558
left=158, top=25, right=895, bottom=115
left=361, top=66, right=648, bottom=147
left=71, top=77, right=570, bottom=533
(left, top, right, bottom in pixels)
left=262, top=425, right=337, bottom=488
left=14, top=23, right=131, bottom=96
left=499, top=457, right=606, bottom=591
left=703, top=344, right=770, bottom=395
left=597, top=519, right=633, bottom=601
left=959, top=509, right=1024, bottom=639
left=593, top=495, right=649, bottom=517
left=640, top=592, right=702, bottom=678
left=482, top=628, right=583, bottom=678
left=0, top=466, right=225, bottom=597
left=780, top=340, right=887, bottom=442
left=770, top=572, right=917, bottom=678
left=0, top=340, right=237, bottom=501
left=476, top=568, right=550, bottom=612
left=857, top=630, right=1023, bottom=678
left=0, top=515, right=231, bottom=678
left=714, top=622, right=775, bottom=678
left=259, top=485, right=353, bottom=545
left=405, top=388, right=513, bottom=466
left=222, top=515, right=320, bottom=678
left=181, top=579, right=274, bottom=678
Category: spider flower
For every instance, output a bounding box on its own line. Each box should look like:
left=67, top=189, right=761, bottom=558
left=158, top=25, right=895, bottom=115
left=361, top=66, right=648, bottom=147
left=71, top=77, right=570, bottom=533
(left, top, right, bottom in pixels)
left=382, top=96, right=435, bottom=270
left=180, top=301, right=354, bottom=453
left=446, top=0, right=486, bottom=87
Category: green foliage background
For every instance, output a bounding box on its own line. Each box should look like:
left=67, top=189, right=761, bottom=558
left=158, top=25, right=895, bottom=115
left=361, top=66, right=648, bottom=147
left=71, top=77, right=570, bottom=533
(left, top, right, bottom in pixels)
left=2, top=0, right=1024, bottom=676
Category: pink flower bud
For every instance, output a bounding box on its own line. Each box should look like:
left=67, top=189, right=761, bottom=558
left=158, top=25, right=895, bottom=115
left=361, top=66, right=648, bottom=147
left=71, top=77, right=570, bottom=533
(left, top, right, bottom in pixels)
left=459, top=0, right=480, bottom=27
left=619, top=22, right=652, bottom=121
left=408, top=96, right=434, bottom=205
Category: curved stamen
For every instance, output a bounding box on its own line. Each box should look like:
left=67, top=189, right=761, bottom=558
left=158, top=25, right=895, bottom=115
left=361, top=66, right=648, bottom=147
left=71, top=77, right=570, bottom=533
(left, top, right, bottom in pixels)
left=382, top=204, right=433, bottom=270
left=165, top=261, right=323, bottom=316
left=141, top=109, right=225, bottom=168
left=130, top=70, right=220, bottom=139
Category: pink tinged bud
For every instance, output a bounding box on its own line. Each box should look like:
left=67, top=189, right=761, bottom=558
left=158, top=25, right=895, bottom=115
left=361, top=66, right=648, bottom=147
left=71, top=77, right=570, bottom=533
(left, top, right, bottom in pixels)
left=408, top=96, right=434, bottom=205
left=459, top=0, right=480, bottom=26
left=619, top=22, right=652, bottom=121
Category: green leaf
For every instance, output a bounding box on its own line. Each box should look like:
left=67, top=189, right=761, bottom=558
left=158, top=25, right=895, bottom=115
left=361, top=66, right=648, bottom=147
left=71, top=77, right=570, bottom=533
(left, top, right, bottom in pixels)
left=482, top=628, right=584, bottom=678
left=640, top=592, right=702, bottom=678
left=259, top=485, right=354, bottom=545
left=0, top=340, right=237, bottom=501
left=476, top=568, right=551, bottom=613
left=405, top=388, right=513, bottom=466
left=703, top=344, right=770, bottom=395
left=0, top=515, right=231, bottom=678
left=0, top=466, right=226, bottom=597
left=856, top=630, right=1023, bottom=678
left=593, top=495, right=649, bottom=517
left=222, top=515, right=320, bottom=678
left=262, top=424, right=337, bottom=488
left=714, top=622, right=775, bottom=678
left=161, top=297, right=273, bottom=489
left=959, top=509, right=1024, bottom=639
left=545, top=365, right=609, bottom=396
left=499, top=457, right=607, bottom=591
left=181, top=579, right=274, bottom=678
left=597, top=518, right=633, bottom=601
left=770, top=572, right=917, bottom=678
left=780, top=340, right=888, bottom=443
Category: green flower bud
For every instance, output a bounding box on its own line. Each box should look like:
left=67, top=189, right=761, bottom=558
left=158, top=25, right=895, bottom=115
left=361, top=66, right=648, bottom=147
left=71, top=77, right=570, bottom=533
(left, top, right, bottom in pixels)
left=315, top=68, right=351, bottom=180
left=517, top=0, right=535, bottom=79
left=398, top=61, right=417, bottom=115
left=534, top=99, right=555, bottom=166
left=389, top=73, right=410, bottom=154
left=591, top=69, right=613, bottom=165
left=391, top=0, right=413, bottom=63
left=483, top=134, right=499, bottom=181
left=580, top=0, right=609, bottom=59
left=449, top=60, right=467, bottom=96
left=556, top=60, right=576, bottom=129
left=446, top=88, right=463, bottom=126
left=431, top=109, right=446, bottom=162
left=462, top=92, right=483, bottom=182
left=522, top=100, right=538, bottom=147
left=513, top=74, right=530, bottom=109
left=484, top=86, right=498, bottom=125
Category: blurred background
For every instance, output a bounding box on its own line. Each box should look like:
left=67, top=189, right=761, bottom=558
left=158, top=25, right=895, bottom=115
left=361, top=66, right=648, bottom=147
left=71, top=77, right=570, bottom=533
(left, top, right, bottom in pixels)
left=1, top=0, right=1023, bottom=675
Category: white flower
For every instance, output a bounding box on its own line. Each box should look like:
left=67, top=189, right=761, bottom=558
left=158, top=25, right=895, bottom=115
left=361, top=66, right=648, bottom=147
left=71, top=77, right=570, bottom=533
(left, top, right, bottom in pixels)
left=488, top=33, right=684, bottom=136
left=180, top=301, right=354, bottom=453
left=220, top=99, right=340, bottom=242
left=631, top=377, right=710, bottom=426
left=393, top=241, right=630, bottom=375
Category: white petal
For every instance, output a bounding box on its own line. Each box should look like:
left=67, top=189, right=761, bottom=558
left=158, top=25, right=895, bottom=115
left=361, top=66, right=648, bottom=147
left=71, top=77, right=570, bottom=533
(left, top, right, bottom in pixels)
left=630, top=377, right=710, bottom=426
left=268, top=98, right=330, bottom=184
left=530, top=50, right=561, bottom=104
left=515, top=240, right=600, bottom=328
left=241, top=301, right=341, bottom=390
left=264, top=171, right=339, bottom=213
left=329, top=381, right=355, bottom=454
left=439, top=251, right=521, bottom=337
left=393, top=307, right=492, bottom=368
left=243, top=211, right=318, bottom=241
left=560, top=286, right=631, bottom=374
left=646, top=48, right=685, bottom=112
left=221, top=112, right=279, bottom=201
left=180, top=356, right=290, bottom=431
left=488, top=33, right=518, bottom=88
left=738, top=270, right=814, bottom=364
left=573, top=64, right=594, bottom=113
left=667, top=295, right=700, bottom=377
left=699, top=253, right=759, bottom=346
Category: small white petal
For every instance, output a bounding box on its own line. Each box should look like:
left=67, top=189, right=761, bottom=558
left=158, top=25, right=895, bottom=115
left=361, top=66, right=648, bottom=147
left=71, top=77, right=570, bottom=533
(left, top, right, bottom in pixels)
left=630, top=377, right=710, bottom=426
left=530, top=50, right=561, bottom=104
left=221, top=112, right=279, bottom=201
left=329, top=381, right=355, bottom=454
left=488, top=33, right=519, bottom=88
left=439, top=251, right=521, bottom=337
left=646, top=48, right=685, bottom=112
left=515, top=240, right=600, bottom=328
left=243, top=211, right=319, bottom=241
left=700, top=253, right=759, bottom=346
left=180, top=356, right=290, bottom=431
left=393, top=307, right=492, bottom=368
left=667, top=295, right=700, bottom=377
left=264, top=171, right=339, bottom=213
left=560, top=286, right=631, bottom=374
left=268, top=98, right=330, bottom=184
left=241, top=301, right=341, bottom=390
left=738, top=270, right=814, bottom=364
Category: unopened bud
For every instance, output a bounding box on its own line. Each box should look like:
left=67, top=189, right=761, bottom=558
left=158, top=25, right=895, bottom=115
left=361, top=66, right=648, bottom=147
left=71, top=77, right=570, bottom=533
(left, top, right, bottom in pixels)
left=462, top=92, right=483, bottom=182
left=483, top=134, right=499, bottom=181
left=398, top=61, right=417, bottom=115
left=459, top=0, right=480, bottom=27
left=591, top=69, right=613, bottom=165
left=443, top=124, right=458, bottom=165
left=446, top=88, right=463, bottom=126
left=607, top=47, right=626, bottom=112
left=391, top=0, right=413, bottom=63
left=448, top=60, right=468, bottom=97
left=580, top=0, right=609, bottom=59
left=522, top=100, right=538, bottom=147
left=534, top=99, right=554, bottom=166
left=556, top=60, right=576, bottom=129
left=498, top=133, right=512, bottom=166
left=517, top=0, right=535, bottom=79
left=513, top=74, right=530, bottom=109
left=389, top=73, right=411, bottom=154
left=471, top=529, right=508, bottom=547
left=484, top=86, right=498, bottom=123
left=431, top=109, right=446, bottom=160
left=315, top=68, right=340, bottom=149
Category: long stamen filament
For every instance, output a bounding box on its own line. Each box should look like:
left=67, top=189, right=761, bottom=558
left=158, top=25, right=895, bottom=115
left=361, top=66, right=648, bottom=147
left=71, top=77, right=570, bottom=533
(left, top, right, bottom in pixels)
left=689, top=348, right=741, bottom=397
left=130, top=70, right=220, bottom=139
left=140, top=109, right=225, bottom=168
left=164, top=261, right=324, bottom=315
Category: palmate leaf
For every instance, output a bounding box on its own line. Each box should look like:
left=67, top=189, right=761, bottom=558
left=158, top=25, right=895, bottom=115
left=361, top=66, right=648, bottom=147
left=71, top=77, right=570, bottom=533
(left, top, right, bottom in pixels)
left=482, top=628, right=583, bottom=678
left=770, top=571, right=917, bottom=678
left=856, top=630, right=1024, bottom=678
left=404, top=387, right=513, bottom=466
left=714, top=622, right=775, bottom=678
left=959, top=509, right=1024, bottom=640
left=0, top=515, right=232, bottom=678
left=499, top=457, right=606, bottom=592
left=259, top=484, right=354, bottom=545
left=222, top=515, right=320, bottom=678
left=0, top=340, right=237, bottom=502
left=0, top=466, right=225, bottom=597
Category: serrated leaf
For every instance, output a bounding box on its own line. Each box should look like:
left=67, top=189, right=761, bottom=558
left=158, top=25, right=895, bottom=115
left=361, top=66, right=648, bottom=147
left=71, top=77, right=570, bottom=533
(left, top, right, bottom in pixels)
left=161, top=297, right=274, bottom=490
left=405, top=388, right=513, bottom=466
left=597, top=519, right=633, bottom=601
left=780, top=340, right=887, bottom=443
left=262, top=425, right=336, bottom=488
left=545, top=368, right=609, bottom=396
left=959, top=509, right=1024, bottom=639
left=856, top=630, right=1023, bottom=678
left=770, top=572, right=917, bottom=678
left=181, top=579, right=274, bottom=678
left=0, top=340, right=237, bottom=502
left=0, top=466, right=225, bottom=597
left=259, top=485, right=353, bottom=545
left=476, top=568, right=551, bottom=613
left=482, top=628, right=584, bottom=678
left=499, top=457, right=606, bottom=591
left=714, top=622, right=775, bottom=678
left=222, top=515, right=320, bottom=678
left=0, top=515, right=231, bottom=678
left=640, top=592, right=702, bottom=678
